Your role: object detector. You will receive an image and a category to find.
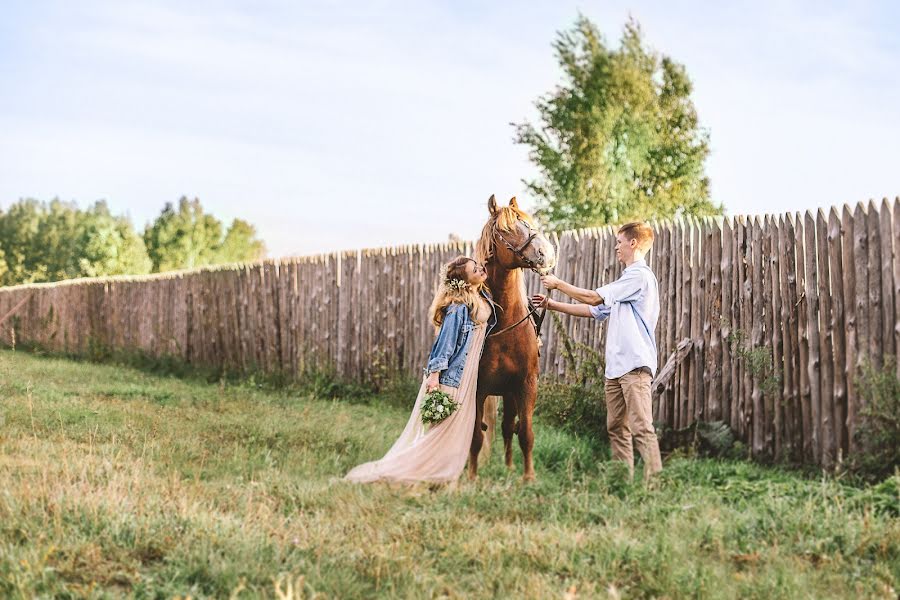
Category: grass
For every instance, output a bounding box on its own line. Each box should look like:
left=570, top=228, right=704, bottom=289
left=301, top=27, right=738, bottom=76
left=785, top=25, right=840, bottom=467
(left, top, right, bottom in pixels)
left=0, top=349, right=898, bottom=599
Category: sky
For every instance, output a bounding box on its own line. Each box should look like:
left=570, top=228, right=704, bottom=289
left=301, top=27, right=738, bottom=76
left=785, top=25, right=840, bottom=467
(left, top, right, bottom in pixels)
left=1, top=0, right=898, bottom=258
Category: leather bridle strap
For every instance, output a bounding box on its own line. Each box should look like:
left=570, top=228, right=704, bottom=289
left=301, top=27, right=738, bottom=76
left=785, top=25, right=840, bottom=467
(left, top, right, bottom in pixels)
left=493, top=220, right=541, bottom=270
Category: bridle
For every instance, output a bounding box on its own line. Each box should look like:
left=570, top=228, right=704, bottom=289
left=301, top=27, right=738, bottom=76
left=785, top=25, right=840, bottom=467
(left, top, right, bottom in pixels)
left=492, top=217, right=543, bottom=272
left=486, top=217, right=551, bottom=339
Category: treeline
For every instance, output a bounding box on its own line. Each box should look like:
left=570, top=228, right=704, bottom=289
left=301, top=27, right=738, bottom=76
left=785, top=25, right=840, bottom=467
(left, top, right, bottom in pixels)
left=0, top=196, right=265, bottom=286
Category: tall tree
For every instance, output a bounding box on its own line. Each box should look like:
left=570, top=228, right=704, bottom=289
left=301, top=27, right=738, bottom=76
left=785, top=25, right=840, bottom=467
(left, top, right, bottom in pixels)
left=143, top=197, right=266, bottom=272
left=514, top=16, right=723, bottom=231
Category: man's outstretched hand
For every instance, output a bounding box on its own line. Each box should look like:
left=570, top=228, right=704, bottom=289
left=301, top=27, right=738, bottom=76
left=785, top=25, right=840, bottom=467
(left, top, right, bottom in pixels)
left=540, top=274, right=561, bottom=290
left=531, top=294, right=550, bottom=309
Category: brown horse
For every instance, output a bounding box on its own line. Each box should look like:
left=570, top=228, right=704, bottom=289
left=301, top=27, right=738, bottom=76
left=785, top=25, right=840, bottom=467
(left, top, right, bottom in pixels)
left=469, top=195, right=557, bottom=481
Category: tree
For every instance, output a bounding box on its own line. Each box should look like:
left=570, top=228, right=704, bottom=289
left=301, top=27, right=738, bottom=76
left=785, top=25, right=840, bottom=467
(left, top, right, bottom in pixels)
left=513, top=15, right=723, bottom=231
left=143, top=197, right=266, bottom=272
left=216, top=219, right=266, bottom=265
left=76, top=201, right=152, bottom=278
left=143, top=197, right=224, bottom=272
left=0, top=198, right=152, bottom=285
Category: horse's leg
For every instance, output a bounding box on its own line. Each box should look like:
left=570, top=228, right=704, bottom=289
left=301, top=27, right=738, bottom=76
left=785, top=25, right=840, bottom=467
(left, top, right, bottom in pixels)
left=501, top=395, right=517, bottom=470
left=468, top=390, right=490, bottom=480
left=516, top=376, right=539, bottom=482
left=479, top=395, right=500, bottom=468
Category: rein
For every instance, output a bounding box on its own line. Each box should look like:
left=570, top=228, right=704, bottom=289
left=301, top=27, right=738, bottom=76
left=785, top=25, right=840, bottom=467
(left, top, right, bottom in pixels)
left=487, top=301, right=542, bottom=338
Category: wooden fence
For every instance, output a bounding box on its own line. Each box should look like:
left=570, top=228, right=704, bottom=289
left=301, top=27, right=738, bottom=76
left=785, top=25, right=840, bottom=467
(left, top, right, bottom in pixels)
left=1, top=198, right=897, bottom=466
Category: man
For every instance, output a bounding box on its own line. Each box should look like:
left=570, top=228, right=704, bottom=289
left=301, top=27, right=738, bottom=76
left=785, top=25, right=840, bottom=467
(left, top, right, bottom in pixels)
left=533, top=222, right=662, bottom=481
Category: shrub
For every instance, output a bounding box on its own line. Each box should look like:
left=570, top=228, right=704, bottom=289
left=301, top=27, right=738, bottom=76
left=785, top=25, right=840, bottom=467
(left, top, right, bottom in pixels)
left=852, top=357, right=900, bottom=481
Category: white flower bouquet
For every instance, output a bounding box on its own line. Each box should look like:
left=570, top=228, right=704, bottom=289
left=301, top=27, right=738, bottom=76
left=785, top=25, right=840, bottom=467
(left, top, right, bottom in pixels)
left=421, top=389, right=459, bottom=425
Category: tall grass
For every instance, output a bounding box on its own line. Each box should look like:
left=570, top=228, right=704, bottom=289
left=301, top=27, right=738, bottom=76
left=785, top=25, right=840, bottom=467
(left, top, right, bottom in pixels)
left=0, top=349, right=897, bottom=598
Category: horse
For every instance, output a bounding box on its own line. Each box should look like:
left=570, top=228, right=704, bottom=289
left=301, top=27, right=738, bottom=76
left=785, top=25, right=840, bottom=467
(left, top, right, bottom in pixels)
left=470, top=195, right=557, bottom=481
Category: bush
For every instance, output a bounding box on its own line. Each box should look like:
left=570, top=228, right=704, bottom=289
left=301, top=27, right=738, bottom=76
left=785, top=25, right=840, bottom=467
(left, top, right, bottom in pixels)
left=852, top=357, right=900, bottom=481
left=535, top=379, right=607, bottom=438
left=534, top=312, right=608, bottom=437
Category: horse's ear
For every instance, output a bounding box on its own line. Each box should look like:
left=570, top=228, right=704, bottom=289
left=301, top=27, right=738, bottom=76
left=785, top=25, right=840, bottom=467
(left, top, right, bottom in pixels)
left=488, top=195, right=498, bottom=215
left=509, top=196, right=519, bottom=209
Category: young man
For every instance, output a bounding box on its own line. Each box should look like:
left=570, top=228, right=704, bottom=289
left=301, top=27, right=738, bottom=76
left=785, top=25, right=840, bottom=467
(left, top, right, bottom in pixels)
left=533, top=222, right=662, bottom=481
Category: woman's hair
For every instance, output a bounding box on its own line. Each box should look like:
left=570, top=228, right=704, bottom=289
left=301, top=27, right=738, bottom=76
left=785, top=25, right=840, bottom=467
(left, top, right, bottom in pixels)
left=429, top=256, right=488, bottom=330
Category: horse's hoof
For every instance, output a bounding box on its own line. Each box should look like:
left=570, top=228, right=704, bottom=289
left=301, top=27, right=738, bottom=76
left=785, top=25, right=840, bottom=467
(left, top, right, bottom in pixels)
left=522, top=473, right=536, bottom=483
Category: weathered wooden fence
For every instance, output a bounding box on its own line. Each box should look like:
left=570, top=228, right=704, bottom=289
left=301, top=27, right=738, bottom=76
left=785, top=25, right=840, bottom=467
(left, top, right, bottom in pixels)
left=1, top=199, right=897, bottom=466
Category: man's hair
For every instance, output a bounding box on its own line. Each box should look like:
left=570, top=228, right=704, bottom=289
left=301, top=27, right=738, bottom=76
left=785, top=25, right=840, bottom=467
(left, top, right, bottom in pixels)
left=617, top=222, right=655, bottom=253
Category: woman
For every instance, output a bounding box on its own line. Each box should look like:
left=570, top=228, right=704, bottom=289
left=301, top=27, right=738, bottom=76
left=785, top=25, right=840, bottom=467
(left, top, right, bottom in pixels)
left=345, top=256, right=496, bottom=484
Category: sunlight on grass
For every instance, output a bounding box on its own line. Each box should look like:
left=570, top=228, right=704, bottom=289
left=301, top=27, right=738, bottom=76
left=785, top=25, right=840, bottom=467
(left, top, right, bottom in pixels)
left=0, top=350, right=897, bottom=598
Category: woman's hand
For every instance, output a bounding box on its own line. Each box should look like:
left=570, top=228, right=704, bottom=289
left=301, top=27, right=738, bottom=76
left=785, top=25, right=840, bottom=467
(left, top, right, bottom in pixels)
left=531, top=294, right=551, bottom=309
left=425, top=371, right=440, bottom=392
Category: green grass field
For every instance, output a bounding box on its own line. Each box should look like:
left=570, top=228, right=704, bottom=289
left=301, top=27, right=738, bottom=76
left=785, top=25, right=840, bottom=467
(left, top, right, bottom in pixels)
left=0, top=349, right=897, bottom=598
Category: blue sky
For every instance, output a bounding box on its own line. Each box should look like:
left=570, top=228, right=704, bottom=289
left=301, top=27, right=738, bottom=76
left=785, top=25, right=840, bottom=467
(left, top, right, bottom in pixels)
left=1, top=0, right=898, bottom=257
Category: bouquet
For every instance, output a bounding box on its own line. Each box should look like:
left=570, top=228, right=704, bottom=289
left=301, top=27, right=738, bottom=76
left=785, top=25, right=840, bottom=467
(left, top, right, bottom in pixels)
left=421, top=389, right=460, bottom=425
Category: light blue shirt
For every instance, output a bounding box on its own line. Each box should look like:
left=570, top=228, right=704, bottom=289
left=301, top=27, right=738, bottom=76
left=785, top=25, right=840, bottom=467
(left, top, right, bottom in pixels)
left=588, top=258, right=660, bottom=379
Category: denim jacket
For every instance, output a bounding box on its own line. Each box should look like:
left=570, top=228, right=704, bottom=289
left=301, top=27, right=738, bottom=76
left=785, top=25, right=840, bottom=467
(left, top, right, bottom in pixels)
left=424, top=290, right=497, bottom=388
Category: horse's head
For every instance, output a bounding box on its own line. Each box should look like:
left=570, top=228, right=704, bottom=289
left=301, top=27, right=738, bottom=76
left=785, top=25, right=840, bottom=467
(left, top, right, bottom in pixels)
left=475, top=195, right=557, bottom=275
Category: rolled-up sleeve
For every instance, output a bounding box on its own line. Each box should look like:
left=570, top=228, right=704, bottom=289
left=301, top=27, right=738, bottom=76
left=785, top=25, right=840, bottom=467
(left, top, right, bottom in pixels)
left=589, top=304, right=612, bottom=322
left=596, top=269, right=645, bottom=305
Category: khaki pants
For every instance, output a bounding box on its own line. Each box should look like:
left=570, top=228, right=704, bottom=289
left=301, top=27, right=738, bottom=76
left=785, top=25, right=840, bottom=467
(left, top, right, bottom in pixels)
left=605, top=368, right=662, bottom=481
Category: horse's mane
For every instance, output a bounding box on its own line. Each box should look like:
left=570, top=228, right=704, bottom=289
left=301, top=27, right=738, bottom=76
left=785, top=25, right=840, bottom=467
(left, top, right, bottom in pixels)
left=475, top=204, right=537, bottom=309
left=474, top=205, right=537, bottom=264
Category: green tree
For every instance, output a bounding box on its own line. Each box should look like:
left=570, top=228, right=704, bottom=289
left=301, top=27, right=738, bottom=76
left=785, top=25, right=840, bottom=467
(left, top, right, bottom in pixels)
left=143, top=197, right=266, bottom=272
left=216, top=219, right=266, bottom=265
left=76, top=201, right=152, bottom=278
left=514, top=16, right=723, bottom=231
left=0, top=199, right=46, bottom=284
left=0, top=198, right=152, bottom=285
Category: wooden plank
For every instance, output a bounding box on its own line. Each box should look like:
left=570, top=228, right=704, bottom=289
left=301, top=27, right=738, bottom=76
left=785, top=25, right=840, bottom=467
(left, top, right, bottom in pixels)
left=731, top=217, right=744, bottom=435
left=795, top=213, right=811, bottom=461
left=687, top=218, right=700, bottom=424
left=852, top=202, right=869, bottom=450
left=764, top=215, right=781, bottom=458
left=698, top=218, right=710, bottom=421
left=879, top=199, right=895, bottom=363
left=777, top=215, right=797, bottom=460
left=708, top=219, right=723, bottom=422
left=677, top=220, right=691, bottom=429
left=693, top=218, right=705, bottom=422
left=656, top=225, right=671, bottom=423
left=750, top=217, right=764, bottom=457
left=816, top=208, right=836, bottom=467
left=803, top=211, right=822, bottom=464
left=827, top=207, right=848, bottom=459
left=653, top=338, right=694, bottom=394
left=895, top=198, right=900, bottom=380
left=841, top=205, right=858, bottom=455
left=721, top=217, right=734, bottom=430
left=739, top=216, right=753, bottom=439
left=867, top=200, right=883, bottom=369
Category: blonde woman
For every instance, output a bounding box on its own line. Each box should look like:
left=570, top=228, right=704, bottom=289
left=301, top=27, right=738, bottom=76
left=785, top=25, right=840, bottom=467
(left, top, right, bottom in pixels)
left=345, top=256, right=496, bottom=484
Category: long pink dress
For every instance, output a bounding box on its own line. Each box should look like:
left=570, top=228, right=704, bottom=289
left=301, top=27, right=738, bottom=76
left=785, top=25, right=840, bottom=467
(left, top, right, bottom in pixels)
left=344, top=299, right=490, bottom=484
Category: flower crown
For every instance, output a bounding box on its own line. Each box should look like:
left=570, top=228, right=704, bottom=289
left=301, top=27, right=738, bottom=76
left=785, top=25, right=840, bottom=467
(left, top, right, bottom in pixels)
left=444, top=277, right=470, bottom=293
